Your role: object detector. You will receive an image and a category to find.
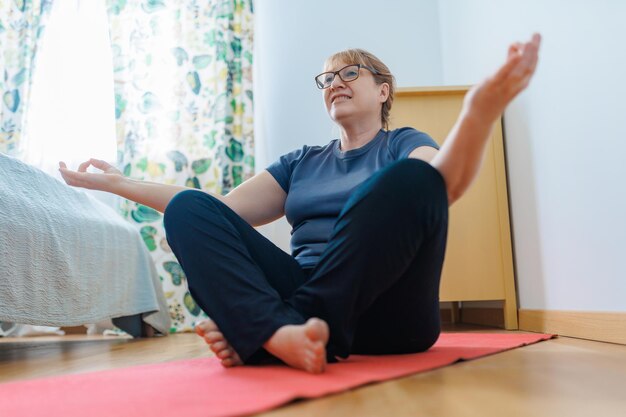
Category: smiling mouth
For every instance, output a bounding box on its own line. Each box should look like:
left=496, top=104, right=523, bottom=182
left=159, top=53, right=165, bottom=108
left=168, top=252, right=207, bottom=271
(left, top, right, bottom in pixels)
left=332, top=95, right=352, bottom=104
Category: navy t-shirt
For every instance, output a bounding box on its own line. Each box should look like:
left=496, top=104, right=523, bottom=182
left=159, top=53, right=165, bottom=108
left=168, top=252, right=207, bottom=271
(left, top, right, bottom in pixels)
left=266, top=127, right=439, bottom=268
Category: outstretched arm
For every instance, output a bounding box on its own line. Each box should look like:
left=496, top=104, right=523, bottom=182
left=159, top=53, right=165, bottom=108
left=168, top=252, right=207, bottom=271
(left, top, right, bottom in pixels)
left=59, top=159, right=287, bottom=226
left=59, top=158, right=212, bottom=212
left=431, top=33, right=541, bottom=205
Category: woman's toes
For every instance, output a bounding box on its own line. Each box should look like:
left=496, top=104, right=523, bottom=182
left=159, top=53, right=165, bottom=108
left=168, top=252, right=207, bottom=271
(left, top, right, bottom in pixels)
left=226, top=353, right=244, bottom=367
left=203, top=334, right=214, bottom=346
left=305, top=360, right=323, bottom=374
left=217, top=348, right=233, bottom=359
left=205, top=330, right=224, bottom=343
left=205, top=319, right=219, bottom=331
left=312, top=341, right=325, bottom=355
left=195, top=319, right=219, bottom=336
left=203, top=333, right=225, bottom=351
left=193, top=322, right=243, bottom=368
left=195, top=323, right=206, bottom=337
left=194, top=319, right=219, bottom=336
left=209, top=340, right=228, bottom=353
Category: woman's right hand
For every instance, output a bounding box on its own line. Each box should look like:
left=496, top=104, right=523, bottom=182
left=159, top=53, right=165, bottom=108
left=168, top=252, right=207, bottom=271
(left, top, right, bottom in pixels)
left=58, top=158, right=124, bottom=192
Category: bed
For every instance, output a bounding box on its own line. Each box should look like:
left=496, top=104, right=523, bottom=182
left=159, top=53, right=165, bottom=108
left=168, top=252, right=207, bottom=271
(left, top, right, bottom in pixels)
left=0, top=153, right=170, bottom=336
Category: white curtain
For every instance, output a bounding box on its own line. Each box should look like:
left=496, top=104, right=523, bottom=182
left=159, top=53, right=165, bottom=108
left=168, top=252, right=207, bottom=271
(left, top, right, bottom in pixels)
left=23, top=0, right=116, bottom=179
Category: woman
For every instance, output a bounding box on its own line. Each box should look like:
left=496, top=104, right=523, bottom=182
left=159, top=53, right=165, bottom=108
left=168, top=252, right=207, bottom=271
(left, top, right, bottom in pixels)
left=60, top=33, right=541, bottom=374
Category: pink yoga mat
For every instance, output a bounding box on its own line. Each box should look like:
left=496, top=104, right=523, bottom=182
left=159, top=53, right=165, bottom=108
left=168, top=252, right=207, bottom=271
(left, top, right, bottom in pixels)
left=0, top=332, right=554, bottom=417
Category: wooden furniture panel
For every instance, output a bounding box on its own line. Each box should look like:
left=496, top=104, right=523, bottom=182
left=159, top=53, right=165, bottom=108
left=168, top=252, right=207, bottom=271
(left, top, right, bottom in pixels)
left=390, top=86, right=518, bottom=329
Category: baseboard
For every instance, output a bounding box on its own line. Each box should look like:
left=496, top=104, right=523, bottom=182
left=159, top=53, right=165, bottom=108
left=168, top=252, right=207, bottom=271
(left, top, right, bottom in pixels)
left=519, top=309, right=626, bottom=345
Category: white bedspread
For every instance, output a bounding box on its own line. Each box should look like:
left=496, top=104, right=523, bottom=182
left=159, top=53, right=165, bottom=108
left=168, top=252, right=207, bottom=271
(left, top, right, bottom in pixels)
left=0, top=154, right=170, bottom=334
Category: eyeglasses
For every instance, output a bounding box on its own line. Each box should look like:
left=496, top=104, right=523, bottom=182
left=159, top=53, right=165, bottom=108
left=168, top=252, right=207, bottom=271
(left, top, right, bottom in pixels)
left=314, top=64, right=380, bottom=89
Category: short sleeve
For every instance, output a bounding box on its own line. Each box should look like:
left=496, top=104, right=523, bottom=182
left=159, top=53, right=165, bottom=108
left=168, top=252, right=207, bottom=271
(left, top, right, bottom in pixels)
left=266, top=146, right=308, bottom=193
left=388, top=127, right=439, bottom=160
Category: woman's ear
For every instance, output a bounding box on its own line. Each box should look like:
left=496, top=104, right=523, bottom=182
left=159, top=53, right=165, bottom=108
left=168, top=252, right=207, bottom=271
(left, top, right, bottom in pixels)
left=379, top=83, right=390, bottom=103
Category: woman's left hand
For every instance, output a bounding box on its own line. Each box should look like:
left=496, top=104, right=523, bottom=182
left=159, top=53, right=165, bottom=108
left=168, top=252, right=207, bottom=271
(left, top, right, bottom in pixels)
left=463, top=33, right=542, bottom=124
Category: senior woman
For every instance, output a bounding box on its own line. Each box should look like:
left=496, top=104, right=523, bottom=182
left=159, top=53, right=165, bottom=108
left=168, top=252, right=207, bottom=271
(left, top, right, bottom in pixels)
left=60, top=33, right=541, bottom=374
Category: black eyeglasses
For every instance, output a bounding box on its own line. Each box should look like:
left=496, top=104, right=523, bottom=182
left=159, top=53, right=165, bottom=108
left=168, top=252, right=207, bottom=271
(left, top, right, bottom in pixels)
left=314, top=64, right=380, bottom=89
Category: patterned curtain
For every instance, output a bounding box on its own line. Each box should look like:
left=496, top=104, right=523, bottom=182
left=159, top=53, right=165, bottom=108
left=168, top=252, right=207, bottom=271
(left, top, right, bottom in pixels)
left=0, top=0, right=53, bottom=156
left=106, top=0, right=254, bottom=333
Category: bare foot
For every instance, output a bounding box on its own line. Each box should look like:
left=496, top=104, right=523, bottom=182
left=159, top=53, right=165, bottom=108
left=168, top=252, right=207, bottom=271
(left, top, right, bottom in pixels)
left=263, top=318, right=329, bottom=374
left=195, top=319, right=243, bottom=367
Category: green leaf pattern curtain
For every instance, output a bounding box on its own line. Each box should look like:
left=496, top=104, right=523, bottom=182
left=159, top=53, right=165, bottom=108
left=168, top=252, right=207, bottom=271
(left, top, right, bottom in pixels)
left=106, top=0, right=254, bottom=332
left=0, top=0, right=52, bottom=156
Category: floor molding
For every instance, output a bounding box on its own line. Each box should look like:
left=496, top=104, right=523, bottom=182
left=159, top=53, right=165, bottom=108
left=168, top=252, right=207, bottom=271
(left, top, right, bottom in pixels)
left=519, top=309, right=626, bottom=345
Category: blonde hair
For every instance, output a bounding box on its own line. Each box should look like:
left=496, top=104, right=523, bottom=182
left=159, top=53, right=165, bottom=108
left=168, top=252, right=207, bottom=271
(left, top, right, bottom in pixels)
left=324, top=49, right=395, bottom=129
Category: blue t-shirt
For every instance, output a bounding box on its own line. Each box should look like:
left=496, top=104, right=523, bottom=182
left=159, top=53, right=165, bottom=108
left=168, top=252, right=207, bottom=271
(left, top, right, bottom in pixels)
left=266, top=127, right=439, bottom=267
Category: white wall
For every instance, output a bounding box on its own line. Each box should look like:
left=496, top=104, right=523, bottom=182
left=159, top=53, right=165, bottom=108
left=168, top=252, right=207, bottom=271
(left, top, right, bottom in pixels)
left=254, top=0, right=443, bottom=166
left=254, top=1, right=626, bottom=313
left=438, top=0, right=626, bottom=312
left=254, top=0, right=444, bottom=250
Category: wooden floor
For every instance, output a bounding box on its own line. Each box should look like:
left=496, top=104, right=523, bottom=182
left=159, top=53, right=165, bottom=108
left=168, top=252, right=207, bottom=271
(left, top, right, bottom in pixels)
left=1, top=324, right=625, bottom=416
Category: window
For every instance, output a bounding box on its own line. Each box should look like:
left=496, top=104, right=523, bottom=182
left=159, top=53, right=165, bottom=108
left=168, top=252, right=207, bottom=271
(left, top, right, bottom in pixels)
left=24, top=0, right=116, bottom=177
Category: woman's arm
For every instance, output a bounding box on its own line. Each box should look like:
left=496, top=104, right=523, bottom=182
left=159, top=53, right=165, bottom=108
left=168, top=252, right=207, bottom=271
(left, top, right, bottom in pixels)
left=59, top=158, right=211, bottom=212
left=59, top=159, right=287, bottom=226
left=408, top=145, right=438, bottom=162
left=431, top=33, right=541, bottom=205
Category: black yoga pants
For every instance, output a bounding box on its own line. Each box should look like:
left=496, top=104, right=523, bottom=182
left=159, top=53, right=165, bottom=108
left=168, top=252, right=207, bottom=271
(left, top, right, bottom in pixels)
left=163, top=158, right=449, bottom=363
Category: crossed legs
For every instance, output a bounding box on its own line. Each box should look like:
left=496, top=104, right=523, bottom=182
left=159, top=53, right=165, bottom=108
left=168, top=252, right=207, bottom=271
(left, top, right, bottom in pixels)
left=164, top=158, right=448, bottom=373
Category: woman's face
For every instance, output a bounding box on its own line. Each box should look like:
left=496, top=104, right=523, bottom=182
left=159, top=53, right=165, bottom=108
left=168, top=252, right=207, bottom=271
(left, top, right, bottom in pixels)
left=322, top=61, right=389, bottom=127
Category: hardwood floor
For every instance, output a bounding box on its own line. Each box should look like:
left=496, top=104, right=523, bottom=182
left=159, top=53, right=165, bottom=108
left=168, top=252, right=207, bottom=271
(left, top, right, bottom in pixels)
left=1, top=324, right=625, bottom=416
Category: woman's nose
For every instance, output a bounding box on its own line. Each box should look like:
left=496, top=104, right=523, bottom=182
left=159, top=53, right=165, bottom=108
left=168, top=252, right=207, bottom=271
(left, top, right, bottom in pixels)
left=329, top=73, right=345, bottom=89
